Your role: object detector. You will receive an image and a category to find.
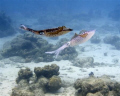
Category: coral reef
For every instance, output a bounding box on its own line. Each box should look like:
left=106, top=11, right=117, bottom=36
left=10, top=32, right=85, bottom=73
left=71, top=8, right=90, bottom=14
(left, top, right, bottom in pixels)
left=71, top=57, right=94, bottom=68
left=16, top=67, right=33, bottom=83
left=1, top=32, right=54, bottom=62
left=90, top=35, right=101, bottom=44
left=0, top=11, right=16, bottom=37
left=34, top=64, right=59, bottom=78
left=46, top=75, right=62, bottom=92
left=11, top=64, right=62, bottom=96
left=0, top=34, right=78, bottom=62
left=74, top=75, right=120, bottom=96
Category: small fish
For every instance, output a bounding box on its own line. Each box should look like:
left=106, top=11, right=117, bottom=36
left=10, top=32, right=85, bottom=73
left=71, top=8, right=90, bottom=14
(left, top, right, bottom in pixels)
left=20, top=24, right=73, bottom=37
left=89, top=72, right=94, bottom=77
left=45, top=30, right=95, bottom=58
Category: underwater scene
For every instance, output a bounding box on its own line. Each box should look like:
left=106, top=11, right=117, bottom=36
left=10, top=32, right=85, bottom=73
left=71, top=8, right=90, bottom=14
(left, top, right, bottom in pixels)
left=1, top=0, right=120, bottom=96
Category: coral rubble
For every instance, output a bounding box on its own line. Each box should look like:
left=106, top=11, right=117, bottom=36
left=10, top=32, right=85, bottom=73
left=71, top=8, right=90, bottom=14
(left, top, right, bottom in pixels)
left=11, top=64, right=62, bottom=96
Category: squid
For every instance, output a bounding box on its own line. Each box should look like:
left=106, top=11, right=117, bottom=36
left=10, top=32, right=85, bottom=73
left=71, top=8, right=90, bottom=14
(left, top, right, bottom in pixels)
left=45, top=30, right=95, bottom=58
left=20, top=24, right=73, bottom=37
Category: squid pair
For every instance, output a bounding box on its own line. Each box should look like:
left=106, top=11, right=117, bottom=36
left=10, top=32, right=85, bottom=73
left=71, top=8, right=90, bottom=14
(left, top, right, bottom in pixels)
left=20, top=25, right=95, bottom=58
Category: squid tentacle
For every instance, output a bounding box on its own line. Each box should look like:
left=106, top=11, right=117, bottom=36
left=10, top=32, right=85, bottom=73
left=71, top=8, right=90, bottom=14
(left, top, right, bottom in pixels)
left=45, top=42, right=70, bottom=58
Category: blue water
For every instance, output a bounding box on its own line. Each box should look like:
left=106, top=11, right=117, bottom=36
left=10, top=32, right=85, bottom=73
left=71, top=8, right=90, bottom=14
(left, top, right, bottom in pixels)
left=0, top=0, right=119, bottom=14
left=0, top=0, right=120, bottom=31
left=1, top=0, right=120, bottom=96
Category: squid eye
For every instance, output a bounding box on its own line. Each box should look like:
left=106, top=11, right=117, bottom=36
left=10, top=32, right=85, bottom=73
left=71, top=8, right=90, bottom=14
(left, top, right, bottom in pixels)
left=67, top=42, right=70, bottom=45
left=40, top=32, right=44, bottom=35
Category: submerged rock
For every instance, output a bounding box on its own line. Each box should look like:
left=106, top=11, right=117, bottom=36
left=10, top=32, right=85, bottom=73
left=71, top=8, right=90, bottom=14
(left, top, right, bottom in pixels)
left=1, top=34, right=78, bottom=62
left=33, top=89, right=45, bottom=96
left=113, top=82, right=120, bottom=95
left=16, top=67, right=33, bottom=83
left=18, top=79, right=29, bottom=88
left=34, top=64, right=59, bottom=78
left=46, top=75, right=62, bottom=92
left=37, top=76, right=48, bottom=91
left=1, top=32, right=54, bottom=62
left=11, top=64, right=62, bottom=96
left=74, top=76, right=119, bottom=96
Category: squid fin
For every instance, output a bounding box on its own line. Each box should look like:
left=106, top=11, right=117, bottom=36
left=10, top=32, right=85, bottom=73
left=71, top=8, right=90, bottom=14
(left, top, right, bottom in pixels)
left=71, top=33, right=78, bottom=40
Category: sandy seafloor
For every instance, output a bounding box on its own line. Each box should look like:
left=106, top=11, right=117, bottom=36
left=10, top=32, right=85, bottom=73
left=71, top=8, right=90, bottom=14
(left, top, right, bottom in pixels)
left=0, top=33, right=120, bottom=96
left=0, top=16, right=119, bottom=96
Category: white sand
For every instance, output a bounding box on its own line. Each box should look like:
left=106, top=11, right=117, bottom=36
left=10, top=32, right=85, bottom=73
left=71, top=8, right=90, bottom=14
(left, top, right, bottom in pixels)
left=1, top=42, right=120, bottom=96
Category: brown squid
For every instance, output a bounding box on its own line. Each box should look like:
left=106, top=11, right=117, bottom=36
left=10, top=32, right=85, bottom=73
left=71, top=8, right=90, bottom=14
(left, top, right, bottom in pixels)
left=20, top=24, right=73, bottom=37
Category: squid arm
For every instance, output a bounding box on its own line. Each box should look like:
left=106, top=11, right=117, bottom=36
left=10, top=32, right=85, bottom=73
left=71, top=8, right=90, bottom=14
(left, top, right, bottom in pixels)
left=45, top=42, right=70, bottom=58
